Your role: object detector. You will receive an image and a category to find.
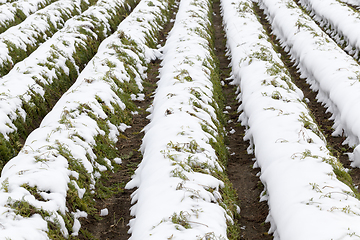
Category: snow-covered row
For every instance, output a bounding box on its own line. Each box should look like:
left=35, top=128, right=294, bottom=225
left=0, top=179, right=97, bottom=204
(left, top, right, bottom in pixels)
left=0, top=0, right=57, bottom=33
left=0, top=0, right=92, bottom=77
left=0, top=0, right=138, bottom=168
left=222, top=0, right=360, bottom=239
left=125, top=0, right=238, bottom=239
left=299, top=0, right=360, bottom=60
left=0, top=0, right=14, bottom=4
left=339, top=0, right=360, bottom=7
left=0, top=0, right=172, bottom=238
left=258, top=0, right=360, bottom=167
left=0, top=0, right=12, bottom=5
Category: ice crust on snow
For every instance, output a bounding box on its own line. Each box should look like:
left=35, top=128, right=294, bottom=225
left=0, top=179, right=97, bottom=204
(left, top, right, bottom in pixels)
left=222, top=0, right=360, bottom=239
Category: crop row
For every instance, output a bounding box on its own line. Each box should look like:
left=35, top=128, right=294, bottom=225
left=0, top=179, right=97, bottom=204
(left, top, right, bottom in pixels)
left=222, top=0, right=360, bottom=239
left=0, top=0, right=58, bottom=33
left=0, top=0, right=97, bottom=77
left=125, top=0, right=239, bottom=239
left=0, top=0, right=138, bottom=169
left=0, top=0, right=174, bottom=238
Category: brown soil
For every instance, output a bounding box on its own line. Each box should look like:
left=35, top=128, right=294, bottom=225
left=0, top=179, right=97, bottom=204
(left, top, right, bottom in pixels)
left=213, top=1, right=273, bottom=239
left=77, top=4, right=178, bottom=240
left=78, top=61, right=158, bottom=240
left=79, top=105, right=149, bottom=240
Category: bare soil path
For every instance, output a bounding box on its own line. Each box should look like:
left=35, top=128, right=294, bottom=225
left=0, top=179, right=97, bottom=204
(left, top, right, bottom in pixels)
left=213, top=1, right=273, bottom=239
left=78, top=4, right=178, bottom=239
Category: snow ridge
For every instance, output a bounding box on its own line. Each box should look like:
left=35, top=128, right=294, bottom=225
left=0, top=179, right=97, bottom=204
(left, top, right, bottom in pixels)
left=0, top=0, right=57, bottom=32
left=299, top=0, right=360, bottom=60
left=126, top=0, right=237, bottom=239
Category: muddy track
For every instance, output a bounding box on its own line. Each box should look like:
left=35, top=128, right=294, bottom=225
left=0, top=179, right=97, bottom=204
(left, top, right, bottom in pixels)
left=78, top=5, right=178, bottom=240
left=77, top=81, right=154, bottom=239
left=213, top=1, right=273, bottom=239
left=252, top=2, right=360, bottom=188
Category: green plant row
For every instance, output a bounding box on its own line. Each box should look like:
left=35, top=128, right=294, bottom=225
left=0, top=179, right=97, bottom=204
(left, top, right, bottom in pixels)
left=194, top=2, right=241, bottom=238
left=0, top=0, right=58, bottom=34
left=0, top=0, right=175, bottom=238
left=206, top=5, right=241, bottom=239
left=0, top=0, right=139, bottom=171
left=0, top=0, right=98, bottom=77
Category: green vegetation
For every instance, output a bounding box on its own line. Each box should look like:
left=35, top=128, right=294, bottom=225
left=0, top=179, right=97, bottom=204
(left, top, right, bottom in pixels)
left=0, top=0, right=95, bottom=77
left=0, top=0, right=58, bottom=34
left=162, top=0, right=241, bottom=238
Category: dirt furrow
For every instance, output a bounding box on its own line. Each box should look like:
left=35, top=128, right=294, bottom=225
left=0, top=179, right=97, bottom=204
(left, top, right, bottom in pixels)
left=252, top=2, right=360, bottom=189
left=78, top=4, right=178, bottom=239
left=78, top=71, right=154, bottom=239
left=213, top=1, right=273, bottom=239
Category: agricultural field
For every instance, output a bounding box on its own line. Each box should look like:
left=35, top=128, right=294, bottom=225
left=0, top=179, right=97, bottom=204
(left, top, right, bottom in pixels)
left=1, top=0, right=360, bottom=239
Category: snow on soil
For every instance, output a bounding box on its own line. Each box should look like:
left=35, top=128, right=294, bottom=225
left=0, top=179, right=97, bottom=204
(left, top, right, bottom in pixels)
left=222, top=0, right=360, bottom=239
left=0, top=0, right=167, bottom=238
left=300, top=0, right=360, bottom=60
left=339, top=0, right=360, bottom=6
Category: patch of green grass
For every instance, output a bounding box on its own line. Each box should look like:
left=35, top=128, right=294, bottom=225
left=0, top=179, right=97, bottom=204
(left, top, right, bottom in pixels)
left=171, top=211, right=191, bottom=229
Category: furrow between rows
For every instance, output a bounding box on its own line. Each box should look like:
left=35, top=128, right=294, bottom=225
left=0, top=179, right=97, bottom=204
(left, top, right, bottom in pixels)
left=78, top=2, right=179, bottom=238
